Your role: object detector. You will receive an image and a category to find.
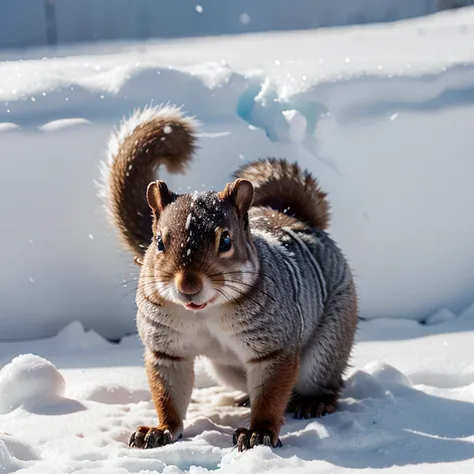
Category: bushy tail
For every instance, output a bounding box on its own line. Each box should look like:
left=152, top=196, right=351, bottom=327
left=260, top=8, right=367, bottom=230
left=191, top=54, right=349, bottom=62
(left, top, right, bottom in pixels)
left=234, top=158, right=330, bottom=230
left=98, top=105, right=198, bottom=258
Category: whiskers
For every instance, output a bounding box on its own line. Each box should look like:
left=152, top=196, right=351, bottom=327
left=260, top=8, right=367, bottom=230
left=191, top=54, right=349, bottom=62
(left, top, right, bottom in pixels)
left=117, top=261, right=173, bottom=302
left=209, top=270, right=276, bottom=307
left=208, top=270, right=272, bottom=280
left=118, top=264, right=274, bottom=309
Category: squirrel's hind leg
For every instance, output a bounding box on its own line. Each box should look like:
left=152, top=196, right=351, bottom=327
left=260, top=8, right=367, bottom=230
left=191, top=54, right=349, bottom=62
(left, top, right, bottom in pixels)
left=290, top=280, right=358, bottom=420
left=203, top=361, right=250, bottom=407
left=204, top=361, right=248, bottom=393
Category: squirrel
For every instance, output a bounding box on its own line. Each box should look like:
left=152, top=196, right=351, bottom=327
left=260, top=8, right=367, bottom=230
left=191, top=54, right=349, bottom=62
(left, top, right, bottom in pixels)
left=98, top=104, right=358, bottom=452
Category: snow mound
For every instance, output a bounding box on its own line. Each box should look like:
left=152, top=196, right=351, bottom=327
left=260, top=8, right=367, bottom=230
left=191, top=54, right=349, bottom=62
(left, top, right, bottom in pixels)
left=344, top=369, right=388, bottom=400
left=55, top=321, right=108, bottom=350
left=0, top=354, right=65, bottom=414
left=0, top=122, right=21, bottom=133
left=365, top=361, right=413, bottom=388
left=38, top=117, right=92, bottom=132
left=425, top=308, right=457, bottom=325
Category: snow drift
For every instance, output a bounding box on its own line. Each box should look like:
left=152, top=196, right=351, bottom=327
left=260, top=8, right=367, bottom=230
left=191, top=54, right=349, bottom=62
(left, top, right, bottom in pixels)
left=1, top=9, right=474, bottom=341
left=1, top=318, right=474, bottom=473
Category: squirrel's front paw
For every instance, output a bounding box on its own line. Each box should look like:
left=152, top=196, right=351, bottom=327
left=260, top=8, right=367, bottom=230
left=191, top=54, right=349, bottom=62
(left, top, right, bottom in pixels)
left=129, top=426, right=180, bottom=449
left=232, top=427, right=282, bottom=452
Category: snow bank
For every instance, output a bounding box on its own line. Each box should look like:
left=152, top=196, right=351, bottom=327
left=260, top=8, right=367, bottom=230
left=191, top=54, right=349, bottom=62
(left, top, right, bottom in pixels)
left=2, top=0, right=474, bottom=50
left=1, top=317, right=474, bottom=473
left=1, top=9, right=474, bottom=340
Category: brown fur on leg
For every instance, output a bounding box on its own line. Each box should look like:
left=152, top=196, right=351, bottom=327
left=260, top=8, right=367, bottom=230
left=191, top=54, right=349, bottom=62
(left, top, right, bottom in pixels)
left=145, top=352, right=183, bottom=434
left=129, top=351, right=187, bottom=449
left=250, top=353, right=299, bottom=437
left=234, top=352, right=299, bottom=451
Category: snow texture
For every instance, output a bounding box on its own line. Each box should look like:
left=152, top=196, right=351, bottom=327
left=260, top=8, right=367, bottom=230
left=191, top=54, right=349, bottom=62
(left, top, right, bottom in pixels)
left=2, top=0, right=474, bottom=49
left=1, top=8, right=474, bottom=340
left=1, top=7, right=474, bottom=471
left=1, top=317, right=474, bottom=473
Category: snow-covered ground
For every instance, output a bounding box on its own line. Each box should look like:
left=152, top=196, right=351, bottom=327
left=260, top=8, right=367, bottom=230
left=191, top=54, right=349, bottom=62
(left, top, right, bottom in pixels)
left=1, top=313, right=474, bottom=473
left=2, top=6, right=474, bottom=473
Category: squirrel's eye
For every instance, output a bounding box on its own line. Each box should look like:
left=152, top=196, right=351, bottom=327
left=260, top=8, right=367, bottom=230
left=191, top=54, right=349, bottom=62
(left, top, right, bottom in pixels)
left=157, top=234, right=165, bottom=253
left=218, top=231, right=232, bottom=253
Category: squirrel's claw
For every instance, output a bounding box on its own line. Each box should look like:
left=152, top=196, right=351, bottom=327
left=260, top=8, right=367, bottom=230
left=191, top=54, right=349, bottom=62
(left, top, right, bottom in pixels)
left=129, top=426, right=175, bottom=449
left=288, top=393, right=338, bottom=420
left=233, top=427, right=282, bottom=452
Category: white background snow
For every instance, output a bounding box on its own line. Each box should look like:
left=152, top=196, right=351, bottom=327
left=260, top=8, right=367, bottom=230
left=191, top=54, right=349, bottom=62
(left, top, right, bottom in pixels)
left=1, top=2, right=474, bottom=473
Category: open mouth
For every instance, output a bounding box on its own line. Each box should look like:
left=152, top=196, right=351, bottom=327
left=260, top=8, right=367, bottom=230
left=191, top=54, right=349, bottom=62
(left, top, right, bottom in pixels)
left=184, top=302, right=208, bottom=311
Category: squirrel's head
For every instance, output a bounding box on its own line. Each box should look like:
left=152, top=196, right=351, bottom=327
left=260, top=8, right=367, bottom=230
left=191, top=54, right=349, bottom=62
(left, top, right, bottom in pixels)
left=139, top=178, right=259, bottom=312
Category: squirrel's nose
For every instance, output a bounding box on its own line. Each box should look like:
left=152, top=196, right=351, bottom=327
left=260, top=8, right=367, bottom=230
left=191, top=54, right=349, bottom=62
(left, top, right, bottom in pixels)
left=175, top=271, right=203, bottom=296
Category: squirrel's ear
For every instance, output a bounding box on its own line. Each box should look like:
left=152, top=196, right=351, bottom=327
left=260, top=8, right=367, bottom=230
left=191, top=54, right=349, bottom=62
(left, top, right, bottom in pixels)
left=146, top=180, right=173, bottom=213
left=218, top=178, right=254, bottom=215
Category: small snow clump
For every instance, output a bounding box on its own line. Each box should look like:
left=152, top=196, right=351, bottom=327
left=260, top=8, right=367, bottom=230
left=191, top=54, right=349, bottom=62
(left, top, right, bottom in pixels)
left=0, top=354, right=66, bottom=414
